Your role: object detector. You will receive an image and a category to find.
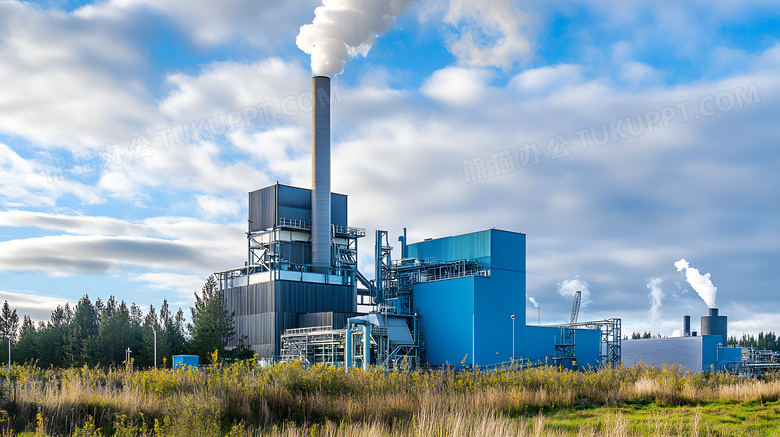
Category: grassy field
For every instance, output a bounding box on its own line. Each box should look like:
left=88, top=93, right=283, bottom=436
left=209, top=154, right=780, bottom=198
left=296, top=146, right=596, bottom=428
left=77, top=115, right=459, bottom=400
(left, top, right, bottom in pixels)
left=0, top=357, right=778, bottom=436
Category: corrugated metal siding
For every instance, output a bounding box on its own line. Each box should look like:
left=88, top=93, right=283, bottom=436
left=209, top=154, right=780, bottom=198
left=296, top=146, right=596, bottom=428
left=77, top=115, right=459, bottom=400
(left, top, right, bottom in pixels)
left=622, top=337, right=704, bottom=372
left=279, top=241, right=312, bottom=264
left=248, top=185, right=277, bottom=232
left=407, top=229, right=525, bottom=272
left=224, top=280, right=356, bottom=359
left=225, top=283, right=275, bottom=317
left=277, top=185, right=312, bottom=223
left=489, top=229, right=526, bottom=272
left=408, top=230, right=492, bottom=268
left=248, top=184, right=349, bottom=230
left=298, top=311, right=358, bottom=329
left=298, top=311, right=334, bottom=329
left=275, top=282, right=355, bottom=313
left=331, top=192, right=347, bottom=227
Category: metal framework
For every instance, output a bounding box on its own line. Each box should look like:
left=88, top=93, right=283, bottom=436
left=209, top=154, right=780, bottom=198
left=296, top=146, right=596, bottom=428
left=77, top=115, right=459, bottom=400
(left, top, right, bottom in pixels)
left=570, top=290, right=581, bottom=324
left=547, top=318, right=622, bottom=368
left=215, top=217, right=366, bottom=289
left=725, top=347, right=780, bottom=378
left=279, top=326, right=346, bottom=366
left=553, top=327, right=576, bottom=368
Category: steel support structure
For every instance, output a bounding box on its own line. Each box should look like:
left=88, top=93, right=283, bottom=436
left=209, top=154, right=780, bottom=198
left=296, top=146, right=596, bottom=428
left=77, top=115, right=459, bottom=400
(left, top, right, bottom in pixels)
left=546, top=318, right=622, bottom=368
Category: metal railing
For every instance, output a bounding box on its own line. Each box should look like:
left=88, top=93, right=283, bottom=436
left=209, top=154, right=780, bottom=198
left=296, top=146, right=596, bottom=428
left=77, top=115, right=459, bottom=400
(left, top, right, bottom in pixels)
left=277, top=217, right=366, bottom=237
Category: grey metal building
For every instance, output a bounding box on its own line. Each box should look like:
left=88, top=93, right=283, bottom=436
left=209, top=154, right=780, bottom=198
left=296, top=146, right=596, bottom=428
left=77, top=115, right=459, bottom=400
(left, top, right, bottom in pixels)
left=216, top=184, right=364, bottom=359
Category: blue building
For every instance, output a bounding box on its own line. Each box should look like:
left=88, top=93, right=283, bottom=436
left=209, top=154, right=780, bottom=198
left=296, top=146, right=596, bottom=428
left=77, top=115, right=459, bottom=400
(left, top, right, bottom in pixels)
left=409, top=229, right=526, bottom=367
left=407, top=229, right=608, bottom=369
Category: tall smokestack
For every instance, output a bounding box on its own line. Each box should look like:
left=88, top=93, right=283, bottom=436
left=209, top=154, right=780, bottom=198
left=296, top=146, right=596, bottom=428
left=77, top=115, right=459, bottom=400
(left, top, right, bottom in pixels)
left=312, top=76, right=331, bottom=267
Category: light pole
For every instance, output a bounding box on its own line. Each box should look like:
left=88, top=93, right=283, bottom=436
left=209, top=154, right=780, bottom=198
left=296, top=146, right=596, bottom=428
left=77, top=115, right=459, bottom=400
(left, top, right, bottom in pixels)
left=472, top=314, right=475, bottom=371
left=510, top=314, right=515, bottom=360
left=152, top=327, right=157, bottom=369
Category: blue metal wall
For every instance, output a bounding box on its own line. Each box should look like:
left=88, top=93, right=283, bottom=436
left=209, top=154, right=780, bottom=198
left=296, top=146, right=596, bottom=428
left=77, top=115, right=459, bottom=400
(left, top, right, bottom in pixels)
left=410, top=229, right=526, bottom=367
left=474, top=270, right=525, bottom=365
left=702, top=335, right=721, bottom=371
left=413, top=276, right=475, bottom=366
left=718, top=347, right=742, bottom=371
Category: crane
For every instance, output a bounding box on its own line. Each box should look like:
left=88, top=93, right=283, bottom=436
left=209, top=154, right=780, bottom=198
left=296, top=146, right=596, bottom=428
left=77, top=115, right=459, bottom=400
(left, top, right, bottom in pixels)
left=570, top=290, right=581, bottom=324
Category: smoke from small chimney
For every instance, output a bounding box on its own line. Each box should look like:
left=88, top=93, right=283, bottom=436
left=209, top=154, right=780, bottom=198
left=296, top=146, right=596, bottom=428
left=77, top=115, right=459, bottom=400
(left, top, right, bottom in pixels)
left=647, top=277, right=664, bottom=329
left=674, top=259, right=717, bottom=308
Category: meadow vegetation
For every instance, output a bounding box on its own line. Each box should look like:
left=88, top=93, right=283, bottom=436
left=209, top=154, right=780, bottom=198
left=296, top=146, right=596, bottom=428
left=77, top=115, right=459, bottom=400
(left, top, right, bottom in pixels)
left=0, top=357, right=779, bottom=436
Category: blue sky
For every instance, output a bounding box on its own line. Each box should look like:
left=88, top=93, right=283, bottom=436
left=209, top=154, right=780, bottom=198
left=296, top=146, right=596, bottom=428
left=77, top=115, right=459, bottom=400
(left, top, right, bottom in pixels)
left=1, top=0, right=779, bottom=338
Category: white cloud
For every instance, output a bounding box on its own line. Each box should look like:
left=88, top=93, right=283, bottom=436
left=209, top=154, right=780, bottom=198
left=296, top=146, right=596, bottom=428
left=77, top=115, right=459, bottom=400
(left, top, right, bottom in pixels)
left=0, top=143, right=101, bottom=207
left=106, top=0, right=321, bottom=48
left=556, top=276, right=591, bottom=309
left=134, top=272, right=206, bottom=300
left=442, top=0, right=532, bottom=68
left=509, top=64, right=583, bottom=94
left=0, top=212, right=245, bottom=276
left=158, top=58, right=313, bottom=124
left=0, top=2, right=159, bottom=149
left=619, top=61, right=660, bottom=86
left=0, top=290, right=71, bottom=324
left=195, top=195, right=243, bottom=220
left=420, top=67, right=493, bottom=106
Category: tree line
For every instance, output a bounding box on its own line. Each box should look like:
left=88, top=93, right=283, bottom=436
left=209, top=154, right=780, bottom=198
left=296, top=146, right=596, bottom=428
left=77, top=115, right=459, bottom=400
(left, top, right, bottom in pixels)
left=0, top=276, right=250, bottom=368
left=727, top=332, right=780, bottom=351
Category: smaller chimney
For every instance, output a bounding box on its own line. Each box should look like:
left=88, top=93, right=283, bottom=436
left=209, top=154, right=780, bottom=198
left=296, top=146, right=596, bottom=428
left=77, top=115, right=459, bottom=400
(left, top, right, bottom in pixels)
left=683, top=316, right=691, bottom=337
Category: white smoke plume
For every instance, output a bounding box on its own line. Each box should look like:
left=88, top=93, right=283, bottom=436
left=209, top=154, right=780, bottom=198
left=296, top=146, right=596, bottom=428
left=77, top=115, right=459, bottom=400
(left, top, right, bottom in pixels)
left=556, top=276, right=590, bottom=307
left=674, top=258, right=717, bottom=308
left=297, top=0, right=414, bottom=77
left=647, top=277, right=664, bottom=328
left=528, top=297, right=539, bottom=308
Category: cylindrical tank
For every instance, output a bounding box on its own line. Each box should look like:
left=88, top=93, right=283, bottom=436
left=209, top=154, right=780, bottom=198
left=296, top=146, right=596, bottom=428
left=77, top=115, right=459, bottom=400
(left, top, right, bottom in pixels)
left=683, top=315, right=691, bottom=336
left=701, top=308, right=727, bottom=345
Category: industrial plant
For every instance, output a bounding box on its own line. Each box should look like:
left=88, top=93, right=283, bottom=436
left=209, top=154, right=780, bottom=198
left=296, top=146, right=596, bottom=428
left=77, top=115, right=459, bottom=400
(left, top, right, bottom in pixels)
left=214, top=76, right=773, bottom=375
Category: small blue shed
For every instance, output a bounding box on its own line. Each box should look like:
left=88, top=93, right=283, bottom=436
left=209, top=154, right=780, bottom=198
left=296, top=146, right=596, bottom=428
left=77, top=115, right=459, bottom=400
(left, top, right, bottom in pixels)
left=172, top=355, right=199, bottom=369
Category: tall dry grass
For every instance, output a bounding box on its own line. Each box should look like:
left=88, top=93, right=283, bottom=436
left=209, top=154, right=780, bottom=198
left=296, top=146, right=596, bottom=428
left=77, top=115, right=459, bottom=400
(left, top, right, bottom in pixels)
left=1, top=359, right=777, bottom=436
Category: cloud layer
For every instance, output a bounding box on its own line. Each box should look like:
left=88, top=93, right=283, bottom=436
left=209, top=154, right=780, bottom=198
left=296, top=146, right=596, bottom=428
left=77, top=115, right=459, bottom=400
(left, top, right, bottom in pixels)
left=0, top=0, right=778, bottom=337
